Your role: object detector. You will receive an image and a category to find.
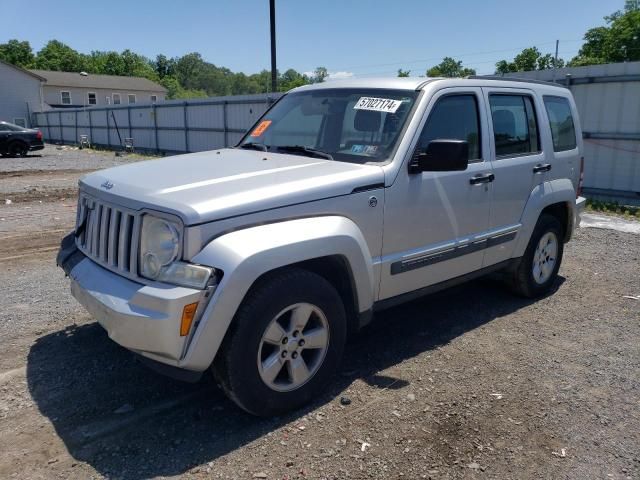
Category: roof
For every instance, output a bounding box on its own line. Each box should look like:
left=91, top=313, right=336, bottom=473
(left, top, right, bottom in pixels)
left=0, top=60, right=46, bottom=81
left=290, top=76, right=571, bottom=93
left=29, top=70, right=167, bottom=93
left=292, top=77, right=434, bottom=92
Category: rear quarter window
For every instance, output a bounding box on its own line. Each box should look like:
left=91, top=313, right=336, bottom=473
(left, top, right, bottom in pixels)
left=543, top=96, right=577, bottom=152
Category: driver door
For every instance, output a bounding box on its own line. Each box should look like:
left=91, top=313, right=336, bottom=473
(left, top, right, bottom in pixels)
left=379, top=87, right=494, bottom=300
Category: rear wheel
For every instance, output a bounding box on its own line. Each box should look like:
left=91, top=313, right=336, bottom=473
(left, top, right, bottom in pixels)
left=8, top=141, right=28, bottom=157
left=510, top=214, right=564, bottom=298
left=213, top=268, right=347, bottom=416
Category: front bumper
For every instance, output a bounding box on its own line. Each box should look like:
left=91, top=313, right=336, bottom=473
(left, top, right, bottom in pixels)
left=58, top=234, right=205, bottom=369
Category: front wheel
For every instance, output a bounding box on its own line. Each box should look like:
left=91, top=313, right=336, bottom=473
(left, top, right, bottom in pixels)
left=510, top=214, right=564, bottom=298
left=213, top=268, right=347, bottom=416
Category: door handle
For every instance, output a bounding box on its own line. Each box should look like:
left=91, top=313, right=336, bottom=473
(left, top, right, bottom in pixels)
left=533, top=163, right=552, bottom=173
left=469, top=173, right=495, bottom=185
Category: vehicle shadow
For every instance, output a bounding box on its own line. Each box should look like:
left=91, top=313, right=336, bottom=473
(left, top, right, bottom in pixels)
left=26, top=275, right=564, bottom=478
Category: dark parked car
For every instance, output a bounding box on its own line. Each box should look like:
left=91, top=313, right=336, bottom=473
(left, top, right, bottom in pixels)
left=0, top=121, right=44, bottom=157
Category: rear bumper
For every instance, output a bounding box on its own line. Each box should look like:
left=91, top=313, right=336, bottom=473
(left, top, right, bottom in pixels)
left=575, top=196, right=586, bottom=227
left=29, top=141, right=44, bottom=151
left=58, top=234, right=206, bottom=370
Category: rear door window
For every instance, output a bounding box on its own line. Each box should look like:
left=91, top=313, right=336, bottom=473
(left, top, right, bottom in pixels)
left=489, top=94, right=540, bottom=157
left=543, top=96, right=577, bottom=151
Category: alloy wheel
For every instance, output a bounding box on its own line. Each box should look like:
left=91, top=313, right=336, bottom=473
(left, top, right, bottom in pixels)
left=257, top=302, right=330, bottom=392
left=532, top=231, right=558, bottom=284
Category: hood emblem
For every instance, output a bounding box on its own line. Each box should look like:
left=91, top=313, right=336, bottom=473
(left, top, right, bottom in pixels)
left=101, top=180, right=114, bottom=190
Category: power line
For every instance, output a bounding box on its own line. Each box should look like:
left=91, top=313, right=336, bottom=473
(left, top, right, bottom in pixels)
left=345, top=50, right=587, bottom=78
left=324, top=39, right=586, bottom=73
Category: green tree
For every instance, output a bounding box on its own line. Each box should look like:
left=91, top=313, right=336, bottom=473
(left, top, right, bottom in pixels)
left=174, top=52, right=207, bottom=89
left=495, top=59, right=515, bottom=75
left=397, top=68, right=411, bottom=77
left=495, top=47, right=565, bottom=73
left=34, top=40, right=87, bottom=71
left=279, top=68, right=310, bottom=91
left=312, top=66, right=328, bottom=83
left=154, top=54, right=175, bottom=78
left=426, top=57, right=476, bottom=77
left=120, top=49, right=157, bottom=79
left=0, top=40, right=34, bottom=68
left=0, top=37, right=319, bottom=99
left=513, top=47, right=541, bottom=71
left=570, top=4, right=640, bottom=65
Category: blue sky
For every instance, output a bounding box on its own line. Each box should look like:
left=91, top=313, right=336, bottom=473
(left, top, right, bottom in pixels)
left=2, top=0, right=620, bottom=77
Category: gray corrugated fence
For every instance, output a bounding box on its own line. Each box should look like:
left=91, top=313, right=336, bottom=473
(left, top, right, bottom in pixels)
left=32, top=93, right=283, bottom=154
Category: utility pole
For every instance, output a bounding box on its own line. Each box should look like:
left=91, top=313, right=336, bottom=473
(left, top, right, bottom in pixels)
left=552, top=39, right=559, bottom=83
left=270, top=0, right=277, bottom=93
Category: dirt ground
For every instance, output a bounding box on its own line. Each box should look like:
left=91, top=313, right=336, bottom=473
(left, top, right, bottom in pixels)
left=0, top=146, right=638, bottom=480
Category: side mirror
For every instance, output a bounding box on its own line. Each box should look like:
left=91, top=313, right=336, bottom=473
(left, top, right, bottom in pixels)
left=409, top=139, right=469, bottom=173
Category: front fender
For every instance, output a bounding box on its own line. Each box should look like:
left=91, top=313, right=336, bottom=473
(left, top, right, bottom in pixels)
left=513, top=178, right=577, bottom=258
left=179, top=216, right=375, bottom=371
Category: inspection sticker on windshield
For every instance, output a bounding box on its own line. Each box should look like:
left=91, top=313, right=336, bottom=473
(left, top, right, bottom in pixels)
left=250, top=120, right=272, bottom=137
left=354, top=97, right=402, bottom=113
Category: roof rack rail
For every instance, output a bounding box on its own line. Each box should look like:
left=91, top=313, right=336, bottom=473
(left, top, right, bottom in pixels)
left=468, top=75, right=568, bottom=88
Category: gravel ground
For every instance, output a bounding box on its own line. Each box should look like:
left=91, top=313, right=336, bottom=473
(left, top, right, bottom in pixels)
left=0, top=228, right=638, bottom=480
left=0, top=146, right=638, bottom=479
left=0, top=144, right=152, bottom=173
left=0, top=145, right=153, bottom=259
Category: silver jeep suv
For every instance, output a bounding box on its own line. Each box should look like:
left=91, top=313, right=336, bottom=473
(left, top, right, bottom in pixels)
left=58, top=77, right=586, bottom=416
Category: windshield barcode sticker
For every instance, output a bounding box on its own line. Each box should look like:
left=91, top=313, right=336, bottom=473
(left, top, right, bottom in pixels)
left=354, top=97, right=402, bottom=113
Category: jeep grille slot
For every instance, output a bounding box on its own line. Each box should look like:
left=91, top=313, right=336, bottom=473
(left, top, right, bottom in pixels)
left=76, top=193, right=139, bottom=278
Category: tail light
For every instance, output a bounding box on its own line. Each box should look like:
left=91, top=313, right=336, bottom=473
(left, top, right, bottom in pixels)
left=577, top=156, right=584, bottom=198
left=36, top=130, right=43, bottom=140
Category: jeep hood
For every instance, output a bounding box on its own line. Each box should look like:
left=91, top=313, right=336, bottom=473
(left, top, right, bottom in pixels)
left=79, top=148, right=384, bottom=225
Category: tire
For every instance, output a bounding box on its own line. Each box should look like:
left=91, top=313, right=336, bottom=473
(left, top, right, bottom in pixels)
left=8, top=141, right=28, bottom=157
left=510, top=214, right=564, bottom=298
left=213, top=268, right=347, bottom=416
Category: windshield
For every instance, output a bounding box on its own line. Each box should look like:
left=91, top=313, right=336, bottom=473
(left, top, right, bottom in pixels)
left=239, top=88, right=418, bottom=163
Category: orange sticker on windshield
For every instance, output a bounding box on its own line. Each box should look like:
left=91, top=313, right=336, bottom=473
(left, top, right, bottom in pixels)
left=251, top=120, right=272, bottom=137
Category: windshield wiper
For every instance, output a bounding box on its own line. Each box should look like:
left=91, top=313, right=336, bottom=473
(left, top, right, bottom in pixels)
left=239, top=142, right=268, bottom=152
left=276, top=145, right=333, bottom=160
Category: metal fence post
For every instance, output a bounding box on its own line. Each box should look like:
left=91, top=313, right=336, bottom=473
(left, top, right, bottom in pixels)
left=44, top=111, right=50, bottom=141
left=74, top=110, right=78, bottom=144
left=106, top=109, right=111, bottom=149
left=223, top=101, right=228, bottom=147
left=183, top=102, right=189, bottom=152
left=58, top=111, right=63, bottom=143
left=152, top=104, right=159, bottom=153
left=88, top=110, right=93, bottom=145
left=127, top=106, right=132, bottom=140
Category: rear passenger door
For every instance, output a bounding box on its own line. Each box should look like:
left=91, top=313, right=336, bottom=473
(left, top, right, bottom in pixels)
left=481, top=88, right=547, bottom=266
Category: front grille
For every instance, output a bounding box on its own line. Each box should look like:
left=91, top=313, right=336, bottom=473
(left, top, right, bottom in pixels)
left=76, top=193, right=140, bottom=278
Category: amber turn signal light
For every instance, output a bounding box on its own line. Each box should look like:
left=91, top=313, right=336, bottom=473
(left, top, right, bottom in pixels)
left=180, top=302, right=199, bottom=336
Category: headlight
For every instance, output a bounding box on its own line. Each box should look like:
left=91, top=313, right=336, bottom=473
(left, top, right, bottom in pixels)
left=139, top=214, right=214, bottom=289
left=140, top=216, right=180, bottom=271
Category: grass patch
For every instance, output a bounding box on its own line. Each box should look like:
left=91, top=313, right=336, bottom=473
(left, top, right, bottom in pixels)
left=586, top=198, right=640, bottom=219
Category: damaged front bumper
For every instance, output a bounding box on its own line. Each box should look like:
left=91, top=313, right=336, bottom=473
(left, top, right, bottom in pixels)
left=57, top=232, right=206, bottom=379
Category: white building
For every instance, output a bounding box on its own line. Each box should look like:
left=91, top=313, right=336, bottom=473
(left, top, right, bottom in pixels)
left=29, top=70, right=167, bottom=108
left=0, top=60, right=45, bottom=127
